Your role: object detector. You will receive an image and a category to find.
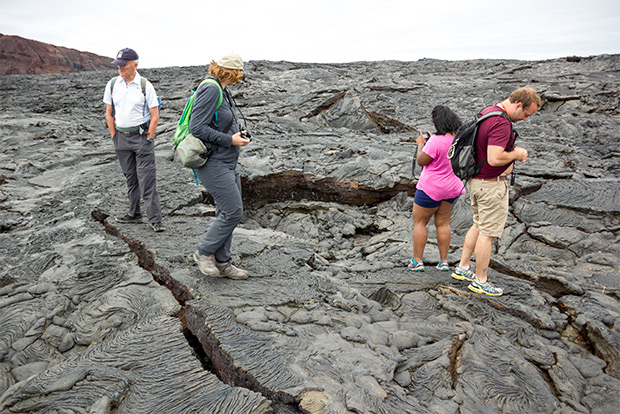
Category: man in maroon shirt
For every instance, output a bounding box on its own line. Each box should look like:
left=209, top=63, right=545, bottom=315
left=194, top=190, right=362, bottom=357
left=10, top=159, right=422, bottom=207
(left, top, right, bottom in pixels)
left=451, top=87, right=542, bottom=296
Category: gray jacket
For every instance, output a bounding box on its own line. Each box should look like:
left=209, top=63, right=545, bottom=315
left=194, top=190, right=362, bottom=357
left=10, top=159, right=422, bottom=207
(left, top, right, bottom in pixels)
left=189, top=77, right=240, bottom=166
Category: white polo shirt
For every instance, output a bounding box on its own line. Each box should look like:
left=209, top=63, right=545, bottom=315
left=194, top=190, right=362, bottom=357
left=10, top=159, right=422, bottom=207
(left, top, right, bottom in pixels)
left=102, top=72, right=159, bottom=128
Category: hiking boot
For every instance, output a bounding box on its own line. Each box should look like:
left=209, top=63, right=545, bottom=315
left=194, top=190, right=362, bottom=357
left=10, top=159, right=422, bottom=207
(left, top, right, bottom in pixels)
left=451, top=265, right=475, bottom=281
left=151, top=222, right=166, bottom=232
left=115, top=214, right=141, bottom=223
left=216, top=261, right=249, bottom=280
left=436, top=261, right=449, bottom=271
left=468, top=278, right=504, bottom=297
left=407, top=258, right=424, bottom=272
left=193, top=250, right=221, bottom=277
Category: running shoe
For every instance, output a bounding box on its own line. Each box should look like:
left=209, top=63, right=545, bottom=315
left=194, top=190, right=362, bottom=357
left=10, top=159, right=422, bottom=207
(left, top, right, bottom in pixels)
left=468, top=278, right=504, bottom=296
left=193, top=250, right=221, bottom=277
left=115, top=214, right=141, bottom=224
left=451, top=265, right=475, bottom=282
left=407, top=258, right=424, bottom=272
left=216, top=260, right=249, bottom=280
left=150, top=222, right=166, bottom=232
left=436, top=261, right=449, bottom=271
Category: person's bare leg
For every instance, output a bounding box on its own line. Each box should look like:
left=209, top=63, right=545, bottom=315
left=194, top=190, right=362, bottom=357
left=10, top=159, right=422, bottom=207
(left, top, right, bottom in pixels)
left=412, top=204, right=438, bottom=262
left=459, top=225, right=479, bottom=268
left=474, top=234, right=494, bottom=282
left=434, top=201, right=454, bottom=262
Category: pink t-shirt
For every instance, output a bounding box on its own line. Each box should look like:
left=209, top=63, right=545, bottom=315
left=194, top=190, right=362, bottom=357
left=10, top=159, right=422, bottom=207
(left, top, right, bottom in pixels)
left=417, top=134, right=465, bottom=201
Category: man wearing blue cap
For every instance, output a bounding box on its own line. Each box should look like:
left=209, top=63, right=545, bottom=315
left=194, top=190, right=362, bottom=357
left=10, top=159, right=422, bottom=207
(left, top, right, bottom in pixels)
left=103, top=48, right=165, bottom=232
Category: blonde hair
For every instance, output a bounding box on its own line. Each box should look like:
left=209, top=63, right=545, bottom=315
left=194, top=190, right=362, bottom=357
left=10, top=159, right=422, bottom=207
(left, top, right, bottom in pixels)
left=208, top=61, right=243, bottom=84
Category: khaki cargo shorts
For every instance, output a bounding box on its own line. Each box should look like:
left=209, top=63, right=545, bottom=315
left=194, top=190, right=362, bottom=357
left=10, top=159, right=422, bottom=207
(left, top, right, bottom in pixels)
left=468, top=178, right=510, bottom=237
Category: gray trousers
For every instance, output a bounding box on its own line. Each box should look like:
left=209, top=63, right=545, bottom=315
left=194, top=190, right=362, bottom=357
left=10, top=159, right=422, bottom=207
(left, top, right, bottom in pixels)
left=113, top=132, right=162, bottom=224
left=195, top=162, right=243, bottom=263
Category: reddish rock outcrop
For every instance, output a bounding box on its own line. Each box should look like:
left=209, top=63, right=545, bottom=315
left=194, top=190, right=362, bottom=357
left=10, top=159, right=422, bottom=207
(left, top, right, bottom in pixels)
left=0, top=33, right=113, bottom=75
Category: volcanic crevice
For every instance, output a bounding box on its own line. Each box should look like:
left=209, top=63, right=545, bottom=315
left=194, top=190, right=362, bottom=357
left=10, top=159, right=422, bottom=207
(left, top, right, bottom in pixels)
left=361, top=104, right=416, bottom=134
left=557, top=301, right=620, bottom=380
left=300, top=89, right=416, bottom=134
left=167, top=172, right=415, bottom=219
left=301, top=91, right=346, bottom=120
left=185, top=303, right=304, bottom=412
left=91, top=209, right=194, bottom=305
left=448, top=333, right=467, bottom=390
left=90, top=208, right=304, bottom=413
left=242, top=171, right=415, bottom=207
left=489, top=256, right=580, bottom=299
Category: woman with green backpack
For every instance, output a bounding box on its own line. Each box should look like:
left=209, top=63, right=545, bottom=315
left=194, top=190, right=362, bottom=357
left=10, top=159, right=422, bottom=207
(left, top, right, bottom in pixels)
left=190, top=53, right=252, bottom=280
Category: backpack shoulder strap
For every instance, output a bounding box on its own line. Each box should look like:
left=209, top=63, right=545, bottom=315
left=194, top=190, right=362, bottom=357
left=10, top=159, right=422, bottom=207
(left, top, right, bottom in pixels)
left=110, top=76, right=118, bottom=94
left=140, top=77, right=147, bottom=96
left=110, top=75, right=147, bottom=98
left=197, top=78, right=223, bottom=109
left=477, top=110, right=516, bottom=148
left=476, top=110, right=508, bottom=124
left=139, top=77, right=149, bottom=115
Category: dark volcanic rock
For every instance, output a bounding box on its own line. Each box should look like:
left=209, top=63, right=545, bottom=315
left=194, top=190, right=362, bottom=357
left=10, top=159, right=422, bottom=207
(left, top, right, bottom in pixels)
left=0, top=55, right=619, bottom=413
left=0, top=34, right=112, bottom=75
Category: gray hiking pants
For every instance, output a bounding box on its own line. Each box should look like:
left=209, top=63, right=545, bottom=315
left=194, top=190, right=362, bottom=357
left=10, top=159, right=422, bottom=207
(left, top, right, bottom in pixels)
left=195, top=162, right=243, bottom=263
left=113, top=132, right=162, bottom=224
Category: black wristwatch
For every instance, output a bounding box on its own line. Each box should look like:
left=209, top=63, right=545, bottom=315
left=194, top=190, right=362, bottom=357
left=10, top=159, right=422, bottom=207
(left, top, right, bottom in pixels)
left=147, top=134, right=156, bottom=143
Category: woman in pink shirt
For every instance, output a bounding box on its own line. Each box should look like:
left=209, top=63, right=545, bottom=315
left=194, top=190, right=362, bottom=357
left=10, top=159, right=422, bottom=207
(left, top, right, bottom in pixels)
left=408, top=105, right=464, bottom=272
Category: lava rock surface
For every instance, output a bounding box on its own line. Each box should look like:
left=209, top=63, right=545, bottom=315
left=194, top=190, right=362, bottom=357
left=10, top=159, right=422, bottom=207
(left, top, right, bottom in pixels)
left=1, top=55, right=619, bottom=413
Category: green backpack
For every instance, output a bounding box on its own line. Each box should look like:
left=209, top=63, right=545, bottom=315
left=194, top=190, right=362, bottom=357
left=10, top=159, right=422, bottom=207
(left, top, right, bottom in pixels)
left=173, top=78, right=223, bottom=147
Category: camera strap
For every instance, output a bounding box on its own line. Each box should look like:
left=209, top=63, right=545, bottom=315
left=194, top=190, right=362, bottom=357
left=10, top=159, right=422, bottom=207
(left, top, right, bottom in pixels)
left=227, top=89, right=249, bottom=133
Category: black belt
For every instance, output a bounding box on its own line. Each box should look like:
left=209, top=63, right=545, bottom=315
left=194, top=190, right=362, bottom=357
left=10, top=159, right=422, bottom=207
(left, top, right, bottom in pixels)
left=117, top=129, right=141, bottom=136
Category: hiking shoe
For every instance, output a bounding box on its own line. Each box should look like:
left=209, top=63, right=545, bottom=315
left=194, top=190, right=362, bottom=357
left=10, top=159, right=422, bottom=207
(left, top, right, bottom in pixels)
left=115, top=214, right=141, bottom=223
left=436, top=261, right=450, bottom=271
left=193, top=250, right=221, bottom=277
left=151, top=222, right=166, bottom=232
left=468, top=278, right=504, bottom=297
left=407, top=258, right=424, bottom=272
left=451, top=266, right=475, bottom=282
left=216, top=261, right=249, bottom=280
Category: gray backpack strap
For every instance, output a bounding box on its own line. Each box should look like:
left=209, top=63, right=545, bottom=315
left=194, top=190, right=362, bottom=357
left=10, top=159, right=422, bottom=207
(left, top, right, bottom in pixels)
left=110, top=76, right=146, bottom=98
left=140, top=77, right=148, bottom=116
left=110, top=76, right=118, bottom=94
left=110, top=76, right=151, bottom=120
left=109, top=76, right=117, bottom=116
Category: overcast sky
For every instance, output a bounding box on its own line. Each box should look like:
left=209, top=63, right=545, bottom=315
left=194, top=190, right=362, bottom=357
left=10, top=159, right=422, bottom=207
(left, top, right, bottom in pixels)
left=1, top=0, right=618, bottom=68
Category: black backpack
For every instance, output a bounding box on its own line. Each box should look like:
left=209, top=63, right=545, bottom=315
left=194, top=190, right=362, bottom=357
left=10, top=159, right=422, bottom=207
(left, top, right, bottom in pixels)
left=447, top=110, right=513, bottom=181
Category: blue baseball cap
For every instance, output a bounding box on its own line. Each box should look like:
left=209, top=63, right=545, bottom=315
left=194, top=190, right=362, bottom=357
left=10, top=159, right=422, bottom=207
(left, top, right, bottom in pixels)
left=111, top=48, right=139, bottom=65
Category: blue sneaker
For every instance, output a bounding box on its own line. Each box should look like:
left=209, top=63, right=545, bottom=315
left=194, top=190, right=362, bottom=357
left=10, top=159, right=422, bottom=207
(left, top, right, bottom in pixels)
left=408, top=258, right=424, bottom=272
left=436, top=261, right=449, bottom=271
left=468, top=278, right=504, bottom=296
left=451, top=266, right=475, bottom=281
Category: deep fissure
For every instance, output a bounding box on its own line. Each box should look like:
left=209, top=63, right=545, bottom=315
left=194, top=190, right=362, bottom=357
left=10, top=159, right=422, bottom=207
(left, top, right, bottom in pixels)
left=241, top=171, right=415, bottom=207
left=90, top=208, right=302, bottom=413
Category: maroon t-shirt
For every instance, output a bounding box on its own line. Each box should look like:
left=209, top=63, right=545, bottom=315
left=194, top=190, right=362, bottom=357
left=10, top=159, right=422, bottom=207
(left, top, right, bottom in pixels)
left=475, top=105, right=516, bottom=179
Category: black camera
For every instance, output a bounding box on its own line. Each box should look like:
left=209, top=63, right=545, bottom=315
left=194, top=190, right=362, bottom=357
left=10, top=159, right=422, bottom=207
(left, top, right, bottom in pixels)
left=422, top=131, right=430, bottom=140
left=240, top=129, right=252, bottom=141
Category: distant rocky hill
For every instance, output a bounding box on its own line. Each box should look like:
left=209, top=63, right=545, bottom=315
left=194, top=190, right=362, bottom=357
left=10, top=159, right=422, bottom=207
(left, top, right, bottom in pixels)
left=0, top=34, right=113, bottom=75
